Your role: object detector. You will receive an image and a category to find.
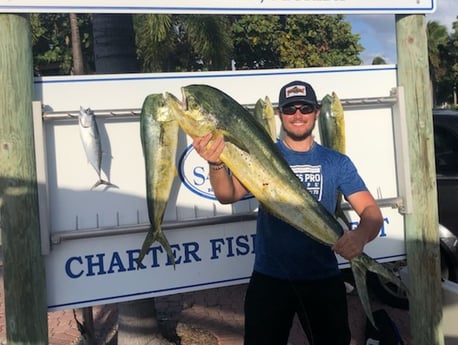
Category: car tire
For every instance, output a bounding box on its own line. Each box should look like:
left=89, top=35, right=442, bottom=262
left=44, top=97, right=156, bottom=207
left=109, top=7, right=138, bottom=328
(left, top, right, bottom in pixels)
left=367, top=261, right=409, bottom=310
left=368, top=246, right=457, bottom=310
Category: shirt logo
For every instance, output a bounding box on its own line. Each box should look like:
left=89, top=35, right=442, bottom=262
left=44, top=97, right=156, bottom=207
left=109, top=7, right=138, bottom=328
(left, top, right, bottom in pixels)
left=290, top=164, right=322, bottom=201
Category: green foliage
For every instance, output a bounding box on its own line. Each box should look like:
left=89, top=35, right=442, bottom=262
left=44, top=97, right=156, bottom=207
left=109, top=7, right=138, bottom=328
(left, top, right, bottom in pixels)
left=135, top=14, right=233, bottom=72
left=30, top=13, right=93, bottom=76
left=29, top=13, right=456, bottom=108
left=372, top=56, right=387, bottom=65
left=428, top=18, right=458, bottom=107
left=232, top=15, right=362, bottom=69
left=231, top=15, right=282, bottom=69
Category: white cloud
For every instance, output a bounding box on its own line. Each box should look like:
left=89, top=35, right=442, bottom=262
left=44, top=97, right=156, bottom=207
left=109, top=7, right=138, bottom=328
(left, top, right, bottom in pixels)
left=426, top=1, right=457, bottom=31
left=347, top=0, right=456, bottom=64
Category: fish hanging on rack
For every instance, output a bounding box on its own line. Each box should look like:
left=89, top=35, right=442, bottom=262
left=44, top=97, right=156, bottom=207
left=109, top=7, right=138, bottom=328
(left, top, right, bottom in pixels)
left=318, top=92, right=350, bottom=229
left=78, top=106, right=118, bottom=190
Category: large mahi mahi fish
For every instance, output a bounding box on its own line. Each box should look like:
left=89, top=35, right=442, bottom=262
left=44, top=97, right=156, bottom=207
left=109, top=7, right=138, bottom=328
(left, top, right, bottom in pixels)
left=166, top=84, right=407, bottom=327
left=137, top=94, right=178, bottom=268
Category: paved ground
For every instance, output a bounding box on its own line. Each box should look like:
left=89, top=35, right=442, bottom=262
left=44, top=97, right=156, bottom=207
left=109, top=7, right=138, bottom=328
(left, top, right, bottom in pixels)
left=0, top=260, right=411, bottom=345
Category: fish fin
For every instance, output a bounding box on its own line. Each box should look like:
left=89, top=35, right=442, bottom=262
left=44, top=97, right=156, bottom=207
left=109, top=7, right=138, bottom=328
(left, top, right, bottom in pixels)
left=90, top=179, right=118, bottom=190
left=351, top=256, right=376, bottom=328
left=156, top=231, right=176, bottom=269
left=136, top=227, right=176, bottom=270
left=136, top=226, right=157, bottom=269
left=350, top=253, right=409, bottom=329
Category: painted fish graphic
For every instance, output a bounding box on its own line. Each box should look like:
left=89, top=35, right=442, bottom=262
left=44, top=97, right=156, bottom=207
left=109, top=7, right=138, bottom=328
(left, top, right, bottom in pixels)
left=78, top=106, right=117, bottom=190
left=137, top=94, right=178, bottom=268
left=319, top=92, right=350, bottom=228
left=165, top=84, right=407, bottom=327
left=253, top=96, right=276, bottom=141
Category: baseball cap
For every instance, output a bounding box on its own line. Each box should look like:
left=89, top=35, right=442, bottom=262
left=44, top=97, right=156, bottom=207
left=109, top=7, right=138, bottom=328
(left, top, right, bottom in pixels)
left=278, top=80, right=318, bottom=108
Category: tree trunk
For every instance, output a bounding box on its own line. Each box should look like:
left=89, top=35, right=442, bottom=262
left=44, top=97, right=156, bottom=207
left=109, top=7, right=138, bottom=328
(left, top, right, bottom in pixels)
left=92, top=14, right=139, bottom=74
left=69, top=13, right=85, bottom=75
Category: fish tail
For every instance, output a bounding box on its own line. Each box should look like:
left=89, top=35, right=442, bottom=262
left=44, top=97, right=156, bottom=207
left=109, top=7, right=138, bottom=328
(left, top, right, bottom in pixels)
left=156, top=231, right=176, bottom=269
left=90, top=179, right=118, bottom=190
left=350, top=252, right=409, bottom=329
left=135, top=227, right=175, bottom=270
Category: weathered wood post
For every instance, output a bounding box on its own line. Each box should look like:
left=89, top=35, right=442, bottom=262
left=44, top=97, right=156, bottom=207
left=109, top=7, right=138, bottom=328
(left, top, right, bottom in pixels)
left=395, top=14, right=444, bottom=345
left=0, top=14, right=48, bottom=344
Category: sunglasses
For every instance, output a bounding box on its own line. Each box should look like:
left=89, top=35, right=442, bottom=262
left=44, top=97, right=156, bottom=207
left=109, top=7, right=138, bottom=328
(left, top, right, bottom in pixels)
left=281, top=104, right=315, bottom=115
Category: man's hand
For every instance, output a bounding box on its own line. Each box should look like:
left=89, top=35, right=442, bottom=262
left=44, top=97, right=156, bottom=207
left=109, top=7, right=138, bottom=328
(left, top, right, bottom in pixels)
left=192, top=133, right=225, bottom=163
left=332, top=229, right=368, bottom=261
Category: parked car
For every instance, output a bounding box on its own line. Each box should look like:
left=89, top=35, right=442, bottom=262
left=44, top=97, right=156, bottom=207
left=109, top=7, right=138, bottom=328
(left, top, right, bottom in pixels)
left=369, top=109, right=458, bottom=309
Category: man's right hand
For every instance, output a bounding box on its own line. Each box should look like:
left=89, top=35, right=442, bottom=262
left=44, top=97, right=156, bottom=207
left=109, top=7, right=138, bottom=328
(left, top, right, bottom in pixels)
left=192, top=133, right=225, bottom=164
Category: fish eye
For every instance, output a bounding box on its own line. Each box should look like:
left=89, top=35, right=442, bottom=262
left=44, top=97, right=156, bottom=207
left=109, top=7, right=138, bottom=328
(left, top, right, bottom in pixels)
left=186, top=97, right=199, bottom=111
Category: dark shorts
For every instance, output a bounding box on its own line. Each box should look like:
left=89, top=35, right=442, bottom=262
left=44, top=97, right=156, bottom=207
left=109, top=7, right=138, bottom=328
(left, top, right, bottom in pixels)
left=244, top=271, right=351, bottom=345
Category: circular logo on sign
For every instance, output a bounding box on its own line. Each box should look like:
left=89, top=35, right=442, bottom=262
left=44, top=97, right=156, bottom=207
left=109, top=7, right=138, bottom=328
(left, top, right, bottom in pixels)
left=178, top=144, right=253, bottom=201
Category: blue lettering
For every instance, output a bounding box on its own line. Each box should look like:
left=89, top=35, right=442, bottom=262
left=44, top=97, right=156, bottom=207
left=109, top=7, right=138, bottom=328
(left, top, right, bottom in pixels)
left=126, top=249, right=143, bottom=270
left=210, top=238, right=225, bottom=259
left=193, top=166, right=207, bottom=186
left=349, top=220, right=358, bottom=230
left=182, top=242, right=201, bottom=263
left=235, top=235, right=250, bottom=255
left=145, top=246, right=164, bottom=268
left=107, top=252, right=127, bottom=273
left=379, top=217, right=389, bottom=237
left=166, top=244, right=180, bottom=266
left=226, top=236, right=235, bottom=257
left=209, top=235, right=256, bottom=259
left=86, top=253, right=106, bottom=276
left=65, top=256, right=84, bottom=279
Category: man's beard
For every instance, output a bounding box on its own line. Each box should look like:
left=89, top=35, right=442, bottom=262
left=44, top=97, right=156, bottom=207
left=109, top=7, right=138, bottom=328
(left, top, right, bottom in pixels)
left=281, top=123, right=315, bottom=141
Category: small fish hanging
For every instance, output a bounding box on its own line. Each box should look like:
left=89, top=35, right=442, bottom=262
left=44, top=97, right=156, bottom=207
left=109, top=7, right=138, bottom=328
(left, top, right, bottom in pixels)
left=78, top=106, right=118, bottom=190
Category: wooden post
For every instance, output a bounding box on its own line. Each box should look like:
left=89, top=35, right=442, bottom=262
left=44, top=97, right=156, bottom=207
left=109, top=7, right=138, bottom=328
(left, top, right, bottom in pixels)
left=0, top=14, right=48, bottom=344
left=395, top=14, right=444, bottom=345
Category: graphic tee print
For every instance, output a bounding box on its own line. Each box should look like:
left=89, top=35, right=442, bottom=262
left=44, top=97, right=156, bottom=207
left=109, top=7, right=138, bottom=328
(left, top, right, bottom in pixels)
left=290, top=164, right=322, bottom=201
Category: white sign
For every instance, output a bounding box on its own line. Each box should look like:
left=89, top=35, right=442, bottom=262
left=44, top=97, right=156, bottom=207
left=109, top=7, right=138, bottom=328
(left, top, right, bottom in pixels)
left=0, top=0, right=436, bottom=14
left=35, top=66, right=407, bottom=310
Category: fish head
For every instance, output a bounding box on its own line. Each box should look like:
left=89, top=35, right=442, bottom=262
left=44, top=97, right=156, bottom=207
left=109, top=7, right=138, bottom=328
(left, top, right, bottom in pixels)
left=142, top=94, right=175, bottom=123
left=263, top=96, right=274, bottom=120
left=165, top=89, right=218, bottom=139
left=79, top=106, right=94, bottom=128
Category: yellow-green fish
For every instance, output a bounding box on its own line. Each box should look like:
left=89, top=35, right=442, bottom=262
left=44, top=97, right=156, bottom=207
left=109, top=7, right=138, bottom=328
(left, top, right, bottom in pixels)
left=137, top=93, right=178, bottom=268
left=254, top=96, right=276, bottom=141
left=319, top=92, right=345, bottom=154
left=319, top=92, right=350, bottom=228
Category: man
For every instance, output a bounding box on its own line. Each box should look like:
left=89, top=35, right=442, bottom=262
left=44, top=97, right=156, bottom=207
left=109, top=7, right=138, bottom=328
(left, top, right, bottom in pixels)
left=192, top=80, right=383, bottom=345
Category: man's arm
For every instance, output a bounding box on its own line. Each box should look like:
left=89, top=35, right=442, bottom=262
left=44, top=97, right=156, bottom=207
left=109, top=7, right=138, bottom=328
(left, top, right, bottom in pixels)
left=332, top=191, right=383, bottom=260
left=193, top=134, right=248, bottom=204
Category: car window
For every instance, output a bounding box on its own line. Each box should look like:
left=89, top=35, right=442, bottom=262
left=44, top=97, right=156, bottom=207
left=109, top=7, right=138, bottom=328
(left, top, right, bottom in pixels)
left=434, top=125, right=458, bottom=175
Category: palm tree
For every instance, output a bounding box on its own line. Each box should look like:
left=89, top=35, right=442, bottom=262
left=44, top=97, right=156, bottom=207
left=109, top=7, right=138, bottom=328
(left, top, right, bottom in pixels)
left=135, top=14, right=233, bottom=72
left=92, top=14, right=139, bottom=73
left=69, top=13, right=84, bottom=75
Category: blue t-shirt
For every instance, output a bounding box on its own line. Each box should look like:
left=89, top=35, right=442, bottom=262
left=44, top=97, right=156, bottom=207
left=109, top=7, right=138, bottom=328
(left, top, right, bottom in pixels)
left=253, top=140, right=368, bottom=280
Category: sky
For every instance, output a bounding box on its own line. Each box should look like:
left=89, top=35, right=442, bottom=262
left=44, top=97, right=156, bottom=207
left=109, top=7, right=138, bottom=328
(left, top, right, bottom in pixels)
left=347, top=0, right=457, bottom=64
